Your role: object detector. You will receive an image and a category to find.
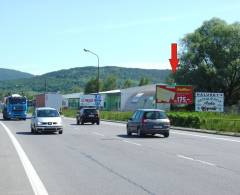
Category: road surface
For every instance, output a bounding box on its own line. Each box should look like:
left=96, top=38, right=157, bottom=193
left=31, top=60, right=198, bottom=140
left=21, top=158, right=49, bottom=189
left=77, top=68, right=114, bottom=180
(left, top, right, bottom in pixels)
left=0, top=116, right=240, bottom=195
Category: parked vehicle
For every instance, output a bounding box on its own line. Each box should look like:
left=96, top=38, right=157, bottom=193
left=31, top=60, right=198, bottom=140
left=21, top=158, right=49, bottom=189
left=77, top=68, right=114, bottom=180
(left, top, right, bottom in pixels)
left=35, top=93, right=62, bottom=112
left=2, top=94, right=27, bottom=120
left=31, top=107, right=63, bottom=134
left=127, top=109, right=170, bottom=137
left=76, top=108, right=100, bottom=125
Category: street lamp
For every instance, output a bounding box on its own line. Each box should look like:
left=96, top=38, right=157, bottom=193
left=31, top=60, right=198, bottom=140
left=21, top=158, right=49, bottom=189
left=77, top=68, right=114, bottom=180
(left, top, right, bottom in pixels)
left=83, top=48, right=100, bottom=94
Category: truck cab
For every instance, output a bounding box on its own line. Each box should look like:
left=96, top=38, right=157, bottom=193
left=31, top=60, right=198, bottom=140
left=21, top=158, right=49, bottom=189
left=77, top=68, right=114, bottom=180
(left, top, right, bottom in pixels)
left=2, top=94, right=28, bottom=120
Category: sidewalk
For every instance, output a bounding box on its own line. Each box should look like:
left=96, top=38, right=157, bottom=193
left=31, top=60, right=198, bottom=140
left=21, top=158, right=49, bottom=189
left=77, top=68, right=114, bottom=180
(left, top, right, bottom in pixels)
left=102, top=119, right=240, bottom=137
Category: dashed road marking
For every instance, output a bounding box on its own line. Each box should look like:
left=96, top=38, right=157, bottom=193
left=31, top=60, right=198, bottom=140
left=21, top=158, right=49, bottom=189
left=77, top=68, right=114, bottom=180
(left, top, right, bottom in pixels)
left=0, top=122, right=49, bottom=195
left=92, top=132, right=105, bottom=137
left=177, top=154, right=216, bottom=167
left=122, top=139, right=141, bottom=146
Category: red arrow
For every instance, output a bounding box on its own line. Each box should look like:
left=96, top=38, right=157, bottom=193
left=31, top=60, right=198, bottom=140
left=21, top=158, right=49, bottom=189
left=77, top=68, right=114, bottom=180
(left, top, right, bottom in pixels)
left=169, top=43, right=179, bottom=74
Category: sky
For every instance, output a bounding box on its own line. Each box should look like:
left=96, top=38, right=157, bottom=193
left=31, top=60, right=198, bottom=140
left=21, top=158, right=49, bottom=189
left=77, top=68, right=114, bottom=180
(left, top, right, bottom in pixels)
left=0, top=0, right=240, bottom=75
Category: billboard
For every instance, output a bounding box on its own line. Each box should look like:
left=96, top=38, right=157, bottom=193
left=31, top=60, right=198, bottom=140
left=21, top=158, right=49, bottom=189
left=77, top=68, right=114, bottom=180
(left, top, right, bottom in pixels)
left=79, top=95, right=104, bottom=107
left=195, top=92, right=224, bottom=112
left=156, top=85, right=193, bottom=104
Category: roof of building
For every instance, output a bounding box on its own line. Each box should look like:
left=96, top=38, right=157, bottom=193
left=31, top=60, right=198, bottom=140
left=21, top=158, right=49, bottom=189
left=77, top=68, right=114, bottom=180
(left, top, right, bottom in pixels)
left=62, top=92, right=83, bottom=99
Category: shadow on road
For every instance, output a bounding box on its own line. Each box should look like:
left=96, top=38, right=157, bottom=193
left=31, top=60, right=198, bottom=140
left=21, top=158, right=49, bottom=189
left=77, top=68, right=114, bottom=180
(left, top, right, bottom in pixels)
left=16, top=131, right=57, bottom=135
left=117, top=134, right=164, bottom=139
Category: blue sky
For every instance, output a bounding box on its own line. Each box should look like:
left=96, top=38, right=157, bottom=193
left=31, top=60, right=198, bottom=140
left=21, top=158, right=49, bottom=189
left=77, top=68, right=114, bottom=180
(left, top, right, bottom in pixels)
left=0, top=0, right=240, bottom=75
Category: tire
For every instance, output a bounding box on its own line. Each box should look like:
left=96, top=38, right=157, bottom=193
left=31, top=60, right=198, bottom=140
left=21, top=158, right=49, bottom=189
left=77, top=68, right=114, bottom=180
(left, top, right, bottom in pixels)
left=127, top=126, right=132, bottom=136
left=31, top=125, right=36, bottom=134
left=80, top=118, right=84, bottom=125
left=163, top=131, right=169, bottom=138
left=92, top=122, right=94, bottom=125
left=96, top=120, right=100, bottom=125
left=59, top=130, right=63, bottom=134
left=77, top=119, right=80, bottom=125
left=137, top=128, right=144, bottom=137
left=31, top=126, right=34, bottom=134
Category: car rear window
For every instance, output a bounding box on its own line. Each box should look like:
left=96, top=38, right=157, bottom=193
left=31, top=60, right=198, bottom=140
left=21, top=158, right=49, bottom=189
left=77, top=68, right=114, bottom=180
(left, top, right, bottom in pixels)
left=84, top=109, right=97, bottom=114
left=143, top=111, right=167, bottom=119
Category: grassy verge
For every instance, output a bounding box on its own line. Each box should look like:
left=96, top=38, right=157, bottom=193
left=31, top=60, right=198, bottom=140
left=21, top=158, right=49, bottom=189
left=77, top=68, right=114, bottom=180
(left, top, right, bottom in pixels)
left=62, top=109, right=240, bottom=133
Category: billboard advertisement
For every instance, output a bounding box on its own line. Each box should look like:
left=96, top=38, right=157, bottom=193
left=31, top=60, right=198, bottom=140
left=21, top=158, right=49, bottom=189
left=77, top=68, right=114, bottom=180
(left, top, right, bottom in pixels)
left=195, top=92, right=224, bottom=112
left=79, top=95, right=104, bottom=107
left=156, top=85, right=193, bottom=104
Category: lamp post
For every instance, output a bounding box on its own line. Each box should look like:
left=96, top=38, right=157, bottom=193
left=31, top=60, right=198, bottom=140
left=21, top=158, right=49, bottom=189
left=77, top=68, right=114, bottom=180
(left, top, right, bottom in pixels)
left=83, top=48, right=100, bottom=94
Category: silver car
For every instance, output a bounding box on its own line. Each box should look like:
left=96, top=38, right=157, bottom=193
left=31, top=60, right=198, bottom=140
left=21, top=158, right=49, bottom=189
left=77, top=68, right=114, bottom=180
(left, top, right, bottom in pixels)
left=127, top=109, right=170, bottom=137
left=31, top=107, right=63, bottom=134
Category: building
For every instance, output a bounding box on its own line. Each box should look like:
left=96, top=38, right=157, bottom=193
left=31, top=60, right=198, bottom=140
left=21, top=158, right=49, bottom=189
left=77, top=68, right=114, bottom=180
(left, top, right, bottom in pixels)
left=62, top=84, right=170, bottom=111
left=62, top=93, right=83, bottom=109
left=100, top=84, right=170, bottom=112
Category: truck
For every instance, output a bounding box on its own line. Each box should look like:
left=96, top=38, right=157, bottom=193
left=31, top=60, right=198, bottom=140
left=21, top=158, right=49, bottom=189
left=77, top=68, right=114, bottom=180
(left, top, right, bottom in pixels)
left=35, top=93, right=62, bottom=112
left=2, top=94, right=28, bottom=120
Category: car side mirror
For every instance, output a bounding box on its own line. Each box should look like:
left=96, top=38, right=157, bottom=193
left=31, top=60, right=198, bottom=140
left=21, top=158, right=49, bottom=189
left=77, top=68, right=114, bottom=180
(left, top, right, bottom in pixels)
left=128, top=117, right=133, bottom=121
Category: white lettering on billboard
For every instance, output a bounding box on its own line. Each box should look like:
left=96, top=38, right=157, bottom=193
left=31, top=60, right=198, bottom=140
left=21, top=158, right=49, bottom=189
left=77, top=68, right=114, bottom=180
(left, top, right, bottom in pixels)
left=79, top=95, right=104, bottom=107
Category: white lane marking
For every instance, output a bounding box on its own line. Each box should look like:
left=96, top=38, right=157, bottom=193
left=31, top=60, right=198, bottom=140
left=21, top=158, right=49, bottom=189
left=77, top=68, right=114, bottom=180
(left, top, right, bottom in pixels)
left=195, top=159, right=216, bottom=166
left=177, top=154, right=194, bottom=161
left=172, top=131, right=240, bottom=143
left=177, top=154, right=215, bottom=167
left=122, top=140, right=141, bottom=146
left=92, top=132, right=105, bottom=137
left=0, top=122, right=48, bottom=195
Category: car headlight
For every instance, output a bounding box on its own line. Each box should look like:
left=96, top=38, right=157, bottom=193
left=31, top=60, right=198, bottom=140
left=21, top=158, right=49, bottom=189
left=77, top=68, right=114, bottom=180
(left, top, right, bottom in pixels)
left=37, top=121, right=43, bottom=125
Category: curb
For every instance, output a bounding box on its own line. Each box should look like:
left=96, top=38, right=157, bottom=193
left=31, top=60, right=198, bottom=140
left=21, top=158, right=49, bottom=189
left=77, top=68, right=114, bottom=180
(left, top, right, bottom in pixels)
left=102, top=119, right=240, bottom=137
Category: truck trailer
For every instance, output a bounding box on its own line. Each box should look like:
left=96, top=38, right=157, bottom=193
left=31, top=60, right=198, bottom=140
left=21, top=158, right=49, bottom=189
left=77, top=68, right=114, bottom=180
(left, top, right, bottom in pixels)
left=35, top=93, right=62, bottom=112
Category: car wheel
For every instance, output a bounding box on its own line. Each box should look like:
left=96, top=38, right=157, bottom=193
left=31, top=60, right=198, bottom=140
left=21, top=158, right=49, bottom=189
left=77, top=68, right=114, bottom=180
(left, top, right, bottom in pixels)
left=127, top=126, right=132, bottom=136
left=137, top=128, right=143, bottom=137
left=80, top=118, right=84, bottom=125
left=31, top=126, right=34, bottom=134
left=163, top=131, right=169, bottom=138
left=77, top=119, right=80, bottom=125
left=59, top=130, right=63, bottom=134
left=96, top=121, right=100, bottom=125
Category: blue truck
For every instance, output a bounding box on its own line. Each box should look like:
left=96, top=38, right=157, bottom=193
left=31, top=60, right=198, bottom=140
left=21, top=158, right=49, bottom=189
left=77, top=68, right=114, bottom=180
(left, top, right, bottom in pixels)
left=2, top=94, right=28, bottom=120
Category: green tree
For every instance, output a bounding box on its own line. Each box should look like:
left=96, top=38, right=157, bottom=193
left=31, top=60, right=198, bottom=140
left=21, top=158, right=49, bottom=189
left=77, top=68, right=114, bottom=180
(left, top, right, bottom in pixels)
left=174, top=18, right=240, bottom=105
left=138, top=77, right=150, bottom=86
left=103, top=75, right=117, bottom=91
left=123, top=79, right=132, bottom=88
left=84, top=78, right=103, bottom=94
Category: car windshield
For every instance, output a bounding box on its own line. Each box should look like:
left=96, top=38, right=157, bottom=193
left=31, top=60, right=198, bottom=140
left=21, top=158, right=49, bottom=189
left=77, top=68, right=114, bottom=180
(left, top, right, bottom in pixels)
left=144, top=111, right=167, bottom=119
left=9, top=97, right=26, bottom=104
left=84, top=109, right=97, bottom=114
left=37, top=110, right=59, bottom=117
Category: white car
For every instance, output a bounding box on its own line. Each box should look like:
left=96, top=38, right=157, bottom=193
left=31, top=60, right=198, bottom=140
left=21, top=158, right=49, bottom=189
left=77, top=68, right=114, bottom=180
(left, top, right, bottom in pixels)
left=31, top=107, right=63, bottom=134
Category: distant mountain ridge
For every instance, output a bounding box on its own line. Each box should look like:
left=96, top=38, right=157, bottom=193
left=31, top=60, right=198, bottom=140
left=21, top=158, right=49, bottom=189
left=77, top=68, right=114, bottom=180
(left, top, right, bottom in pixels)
left=0, top=68, right=33, bottom=81
left=0, top=66, right=171, bottom=94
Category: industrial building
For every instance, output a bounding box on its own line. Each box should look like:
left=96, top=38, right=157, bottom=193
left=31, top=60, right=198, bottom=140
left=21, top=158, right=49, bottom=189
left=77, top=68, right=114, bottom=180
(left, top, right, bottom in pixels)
left=62, top=84, right=170, bottom=112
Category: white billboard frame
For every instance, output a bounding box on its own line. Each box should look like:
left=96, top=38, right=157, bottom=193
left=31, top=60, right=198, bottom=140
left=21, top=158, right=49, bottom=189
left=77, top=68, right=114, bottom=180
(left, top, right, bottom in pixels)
left=195, top=92, right=224, bottom=112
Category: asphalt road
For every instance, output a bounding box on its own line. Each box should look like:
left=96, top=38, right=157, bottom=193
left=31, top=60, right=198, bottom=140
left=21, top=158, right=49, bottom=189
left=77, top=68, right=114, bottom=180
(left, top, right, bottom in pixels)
left=0, top=116, right=240, bottom=195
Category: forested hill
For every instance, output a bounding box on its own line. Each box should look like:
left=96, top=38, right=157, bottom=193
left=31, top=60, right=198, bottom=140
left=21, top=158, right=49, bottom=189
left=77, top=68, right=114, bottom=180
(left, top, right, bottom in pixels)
left=0, top=66, right=171, bottom=94
left=0, top=68, right=33, bottom=81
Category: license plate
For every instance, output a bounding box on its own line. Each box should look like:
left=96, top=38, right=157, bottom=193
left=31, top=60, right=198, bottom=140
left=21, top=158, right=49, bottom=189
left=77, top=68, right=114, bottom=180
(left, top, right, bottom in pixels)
left=154, top=125, right=162, bottom=129
left=89, top=115, right=94, bottom=117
